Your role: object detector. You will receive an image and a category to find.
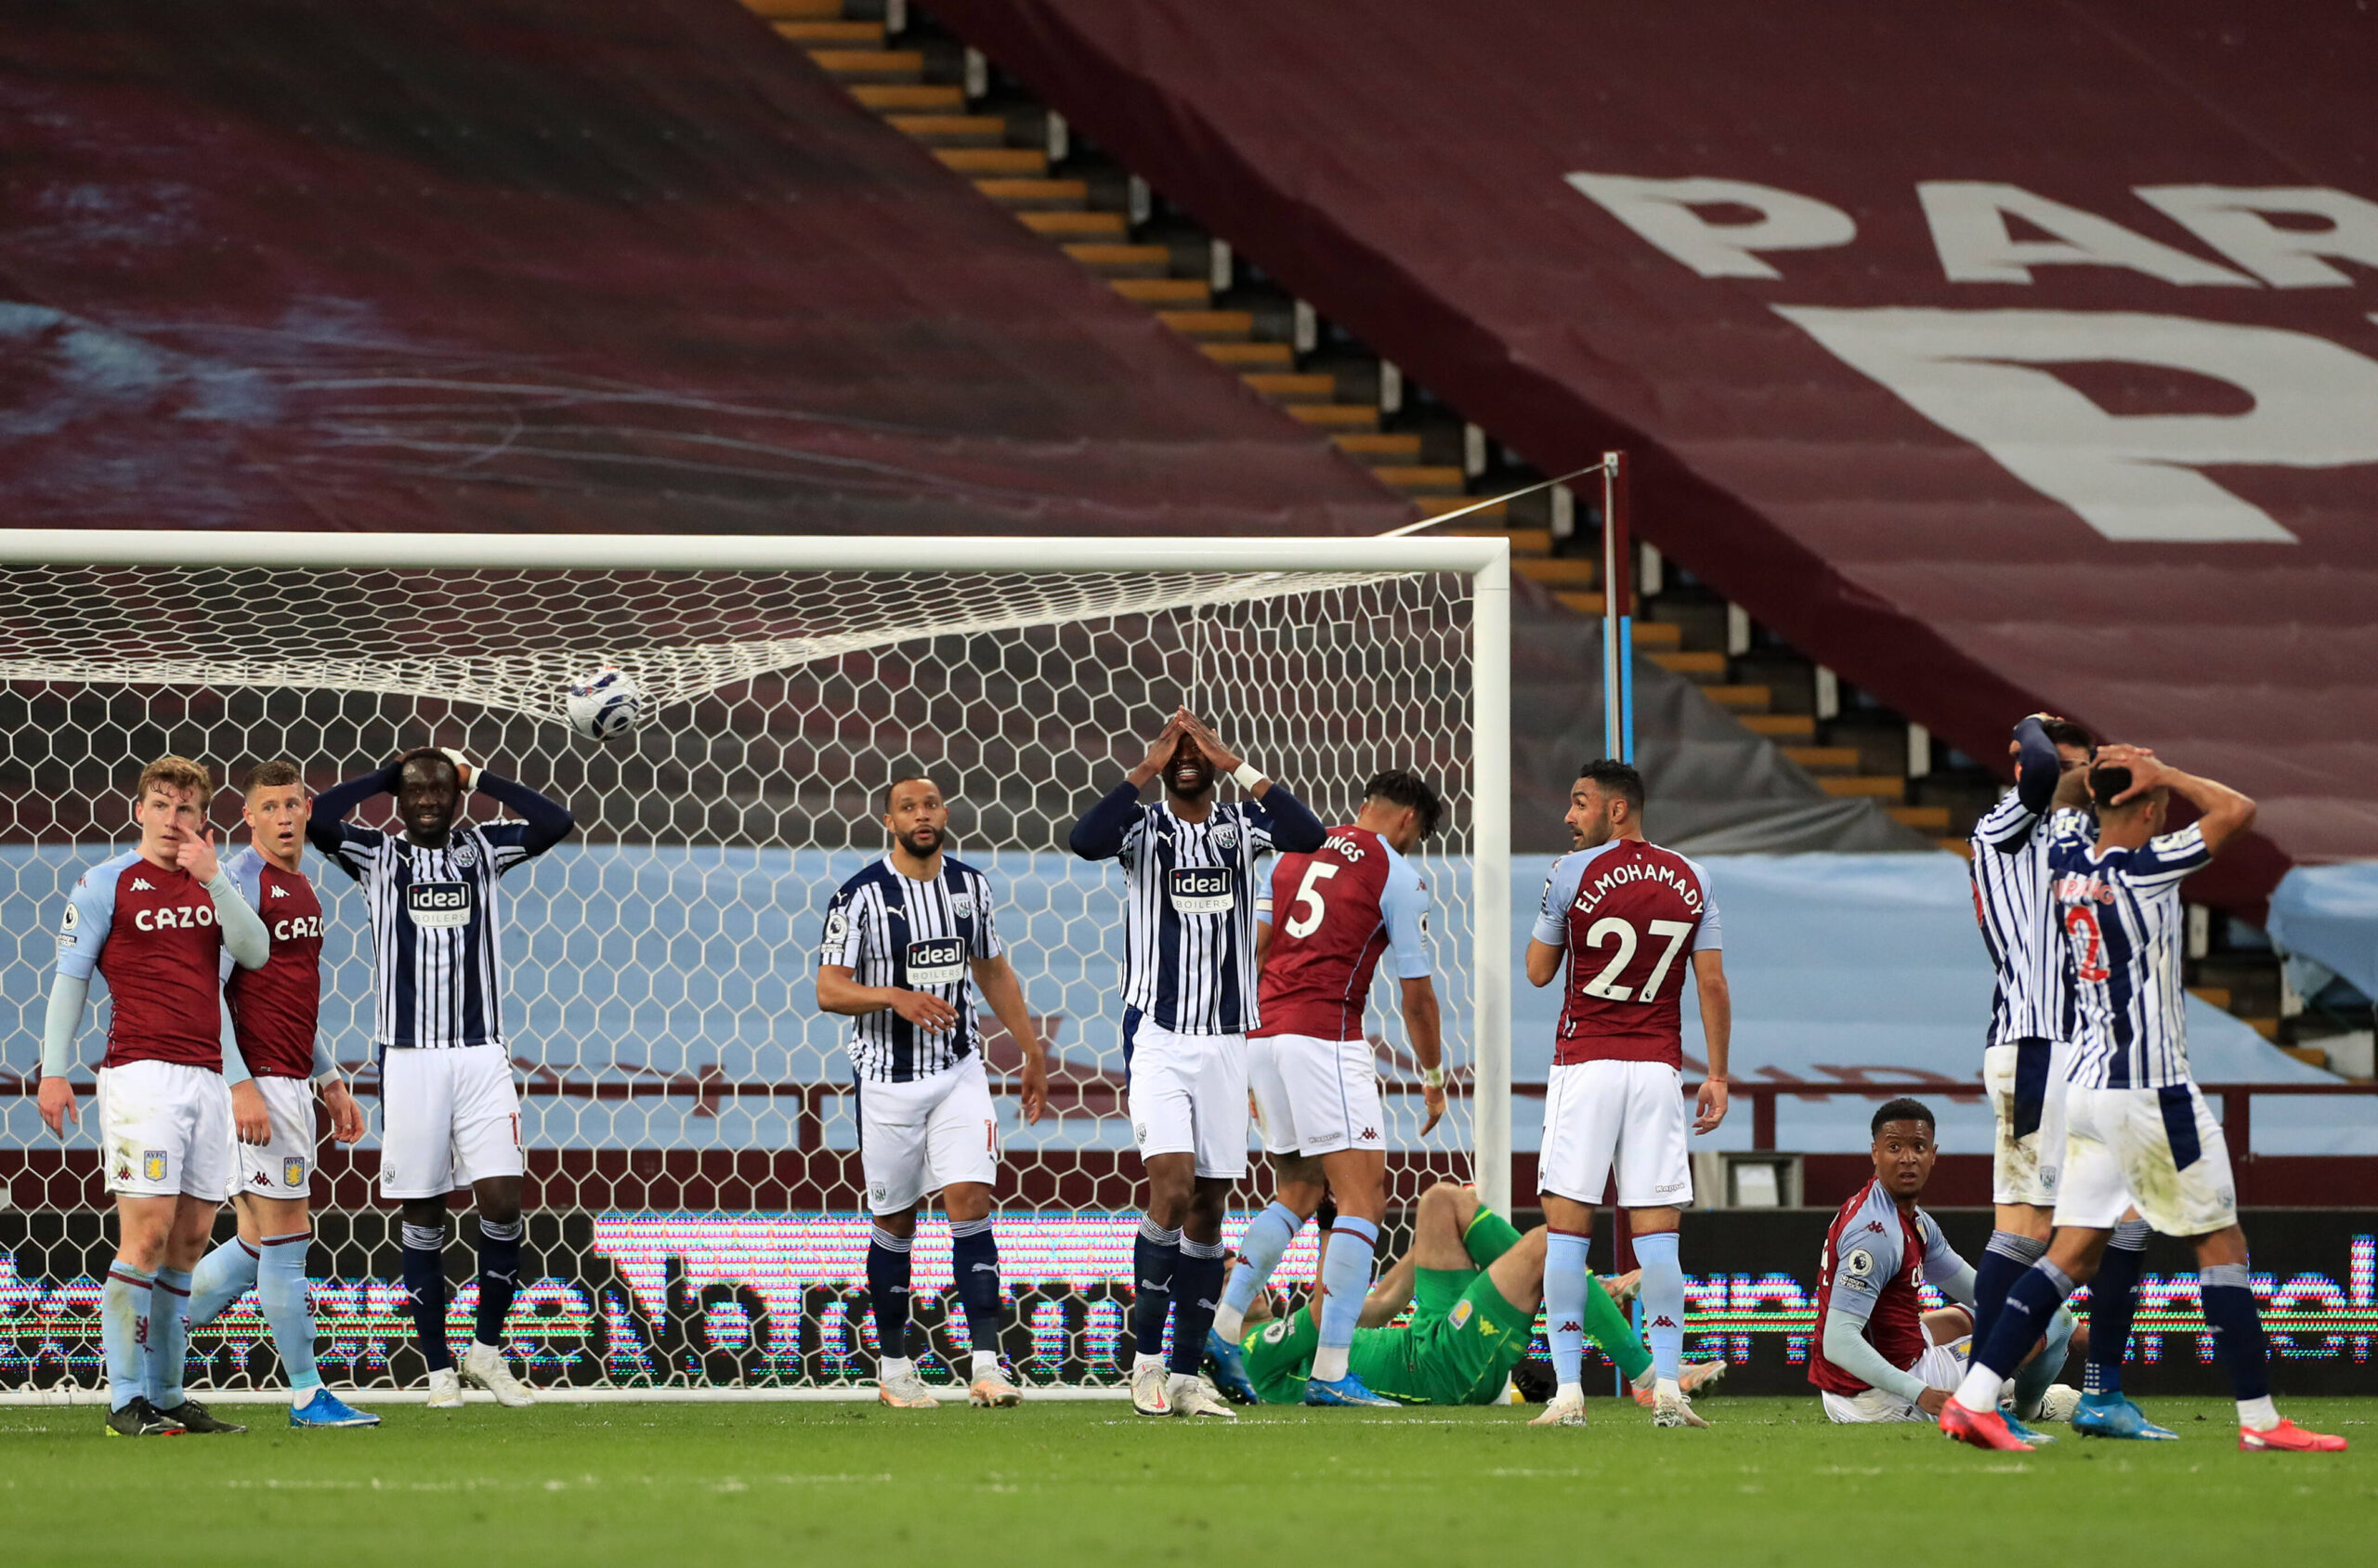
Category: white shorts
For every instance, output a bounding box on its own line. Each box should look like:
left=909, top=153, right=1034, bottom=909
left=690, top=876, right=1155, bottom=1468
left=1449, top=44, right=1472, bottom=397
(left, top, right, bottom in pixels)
left=2055, top=1081, right=2237, bottom=1237
left=378, top=1045, right=525, bottom=1200
left=856, top=1053, right=1000, bottom=1215
left=1248, top=1032, right=1385, bottom=1158
left=235, top=1076, right=319, bottom=1201
left=1538, top=1058, right=1692, bottom=1209
left=97, top=1059, right=235, bottom=1201
left=1822, top=1339, right=1967, bottom=1424
left=1126, top=1015, right=1248, bottom=1181
left=1985, top=1039, right=2071, bottom=1208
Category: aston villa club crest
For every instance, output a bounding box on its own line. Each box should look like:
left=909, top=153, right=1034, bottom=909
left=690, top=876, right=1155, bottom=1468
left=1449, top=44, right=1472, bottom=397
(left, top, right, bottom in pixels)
left=282, top=1156, right=308, bottom=1187
left=141, top=1150, right=167, bottom=1183
left=1212, top=820, right=1239, bottom=851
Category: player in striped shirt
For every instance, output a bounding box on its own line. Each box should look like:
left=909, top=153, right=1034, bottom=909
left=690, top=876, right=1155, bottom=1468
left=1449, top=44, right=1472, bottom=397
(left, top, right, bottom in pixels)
left=1965, top=715, right=2130, bottom=1424
left=1943, top=746, right=2345, bottom=1455
left=1069, top=709, right=1326, bottom=1418
left=817, top=772, right=1051, bottom=1410
left=181, top=761, right=378, bottom=1428
left=308, top=747, right=573, bottom=1410
left=38, top=755, right=272, bottom=1436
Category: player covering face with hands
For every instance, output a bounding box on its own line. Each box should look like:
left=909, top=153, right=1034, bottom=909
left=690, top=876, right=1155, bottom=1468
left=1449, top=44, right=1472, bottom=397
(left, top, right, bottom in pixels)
left=1070, top=708, right=1326, bottom=1418
left=40, top=757, right=273, bottom=1436
left=817, top=773, right=1051, bottom=1409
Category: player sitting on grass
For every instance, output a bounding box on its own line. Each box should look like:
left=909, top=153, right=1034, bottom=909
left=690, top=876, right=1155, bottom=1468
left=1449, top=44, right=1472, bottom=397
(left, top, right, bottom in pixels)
left=1236, top=1180, right=1719, bottom=1410
left=1209, top=769, right=1451, bottom=1407
left=184, top=762, right=378, bottom=1428
left=1942, top=748, right=2345, bottom=1455
left=39, top=756, right=273, bottom=1437
left=1813, top=1097, right=2077, bottom=1426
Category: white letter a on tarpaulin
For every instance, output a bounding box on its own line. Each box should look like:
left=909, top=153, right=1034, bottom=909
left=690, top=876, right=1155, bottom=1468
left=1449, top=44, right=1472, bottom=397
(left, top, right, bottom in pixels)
left=1771, top=307, right=2378, bottom=542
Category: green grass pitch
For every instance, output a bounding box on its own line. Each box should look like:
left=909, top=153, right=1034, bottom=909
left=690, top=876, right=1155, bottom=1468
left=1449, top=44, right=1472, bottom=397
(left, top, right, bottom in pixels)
left=1, top=1397, right=2369, bottom=1567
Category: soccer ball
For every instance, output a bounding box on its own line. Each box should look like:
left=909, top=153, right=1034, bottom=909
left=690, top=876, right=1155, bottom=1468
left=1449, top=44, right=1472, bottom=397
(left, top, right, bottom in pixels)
left=563, top=666, right=643, bottom=740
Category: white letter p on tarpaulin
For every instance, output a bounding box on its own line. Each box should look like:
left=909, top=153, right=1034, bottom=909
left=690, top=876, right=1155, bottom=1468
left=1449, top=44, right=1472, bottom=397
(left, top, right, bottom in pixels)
left=1773, top=307, right=2378, bottom=542
left=1567, top=174, right=1856, bottom=279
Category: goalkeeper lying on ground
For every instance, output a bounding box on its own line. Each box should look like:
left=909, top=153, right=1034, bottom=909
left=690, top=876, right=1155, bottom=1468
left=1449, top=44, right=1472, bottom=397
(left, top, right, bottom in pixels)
left=1233, top=1180, right=1724, bottom=1407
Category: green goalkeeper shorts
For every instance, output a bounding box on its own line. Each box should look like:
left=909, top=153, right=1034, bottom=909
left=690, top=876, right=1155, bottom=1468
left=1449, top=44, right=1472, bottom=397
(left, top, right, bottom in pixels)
left=1350, top=1267, right=1537, bottom=1406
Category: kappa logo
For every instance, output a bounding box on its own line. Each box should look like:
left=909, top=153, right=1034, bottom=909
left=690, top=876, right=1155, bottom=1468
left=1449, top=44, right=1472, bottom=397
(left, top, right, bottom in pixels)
left=1556, top=1319, right=1582, bottom=1334
left=270, top=884, right=290, bottom=899
left=1650, top=1314, right=1679, bottom=1329
left=1359, top=1127, right=1381, bottom=1142
left=1862, top=1220, right=1887, bottom=1235
left=131, top=878, right=154, bottom=892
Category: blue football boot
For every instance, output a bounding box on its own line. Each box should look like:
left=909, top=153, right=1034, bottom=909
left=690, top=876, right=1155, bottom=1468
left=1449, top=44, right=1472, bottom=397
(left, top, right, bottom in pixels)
left=290, top=1388, right=383, bottom=1429
left=1205, top=1329, right=1259, bottom=1405
left=2071, top=1391, right=2178, bottom=1441
left=1999, top=1408, right=2058, bottom=1445
left=1304, top=1371, right=1398, bottom=1407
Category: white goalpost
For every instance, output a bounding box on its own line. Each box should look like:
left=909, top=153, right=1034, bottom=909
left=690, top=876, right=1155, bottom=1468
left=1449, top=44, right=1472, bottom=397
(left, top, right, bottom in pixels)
left=0, top=529, right=1509, bottom=1393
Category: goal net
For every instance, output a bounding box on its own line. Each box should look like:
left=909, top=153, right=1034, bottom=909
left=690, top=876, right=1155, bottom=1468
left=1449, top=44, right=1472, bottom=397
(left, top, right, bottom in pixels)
left=0, top=534, right=1509, bottom=1394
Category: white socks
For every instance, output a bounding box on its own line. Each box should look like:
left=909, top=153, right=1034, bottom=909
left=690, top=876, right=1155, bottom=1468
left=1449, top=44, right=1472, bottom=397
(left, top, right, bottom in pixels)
left=971, top=1350, right=1000, bottom=1382
left=881, top=1355, right=914, bottom=1380
left=2238, top=1395, right=2279, bottom=1431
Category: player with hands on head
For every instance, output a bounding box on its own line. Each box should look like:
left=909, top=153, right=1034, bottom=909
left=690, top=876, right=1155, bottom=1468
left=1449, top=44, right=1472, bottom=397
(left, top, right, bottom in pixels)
left=308, top=744, right=573, bottom=1410
left=1208, top=768, right=1451, bottom=1406
left=1070, top=707, right=1326, bottom=1418
left=1942, top=747, right=2345, bottom=1454
left=817, top=771, right=1051, bottom=1410
left=1966, top=712, right=2135, bottom=1441
left=1524, top=760, right=1731, bottom=1431
left=181, top=761, right=378, bottom=1428
left=41, top=756, right=272, bottom=1436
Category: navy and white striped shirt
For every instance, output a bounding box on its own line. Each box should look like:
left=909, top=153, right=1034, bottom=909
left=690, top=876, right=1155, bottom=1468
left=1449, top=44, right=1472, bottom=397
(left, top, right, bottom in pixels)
left=308, top=770, right=572, bottom=1052
left=2048, top=821, right=2212, bottom=1091
left=1970, top=795, right=2092, bottom=1046
left=1071, top=786, right=1324, bottom=1036
left=819, top=856, right=1000, bottom=1083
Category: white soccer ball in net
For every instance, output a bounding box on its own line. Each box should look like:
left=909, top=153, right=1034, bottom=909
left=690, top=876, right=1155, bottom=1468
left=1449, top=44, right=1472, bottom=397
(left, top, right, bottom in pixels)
left=562, top=665, right=643, bottom=740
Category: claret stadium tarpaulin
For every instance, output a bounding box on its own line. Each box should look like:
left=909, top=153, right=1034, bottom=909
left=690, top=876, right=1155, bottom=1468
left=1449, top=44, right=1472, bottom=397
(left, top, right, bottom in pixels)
left=935, top=0, right=2378, bottom=908
left=0, top=0, right=1406, bottom=541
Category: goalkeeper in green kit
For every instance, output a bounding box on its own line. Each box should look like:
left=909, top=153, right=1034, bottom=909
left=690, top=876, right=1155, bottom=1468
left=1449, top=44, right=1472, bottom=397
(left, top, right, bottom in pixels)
left=1237, top=1181, right=1724, bottom=1407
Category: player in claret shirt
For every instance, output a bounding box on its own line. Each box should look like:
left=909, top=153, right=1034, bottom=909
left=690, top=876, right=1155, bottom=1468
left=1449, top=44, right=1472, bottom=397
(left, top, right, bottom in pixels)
left=1205, top=769, right=1450, bottom=1406
left=38, top=756, right=272, bottom=1437
left=1525, top=760, right=1731, bottom=1430
left=182, top=761, right=377, bottom=1428
left=1812, top=1098, right=2077, bottom=1426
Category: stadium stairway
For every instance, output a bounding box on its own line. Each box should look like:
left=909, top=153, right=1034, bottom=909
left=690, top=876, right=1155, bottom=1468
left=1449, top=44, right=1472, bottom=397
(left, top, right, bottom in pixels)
left=748, top=0, right=1971, bottom=848
left=744, top=0, right=2335, bottom=1051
